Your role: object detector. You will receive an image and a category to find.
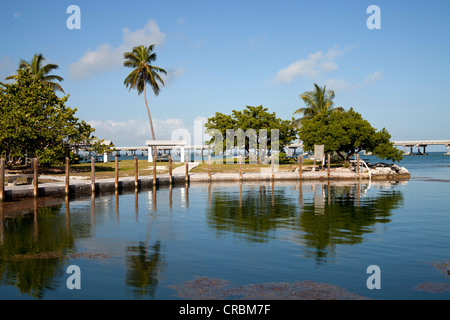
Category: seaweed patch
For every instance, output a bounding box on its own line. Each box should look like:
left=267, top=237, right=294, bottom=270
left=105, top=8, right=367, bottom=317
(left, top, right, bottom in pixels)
left=169, top=276, right=369, bottom=300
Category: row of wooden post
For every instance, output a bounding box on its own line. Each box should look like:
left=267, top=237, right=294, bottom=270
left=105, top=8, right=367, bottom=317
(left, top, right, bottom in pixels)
left=0, top=155, right=183, bottom=200
left=88, top=155, right=181, bottom=194
left=0, top=158, right=40, bottom=200
left=0, top=153, right=361, bottom=200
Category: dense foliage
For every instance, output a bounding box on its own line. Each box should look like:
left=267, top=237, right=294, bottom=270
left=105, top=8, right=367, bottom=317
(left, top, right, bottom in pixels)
left=298, top=108, right=403, bottom=163
left=0, top=68, right=111, bottom=167
left=205, top=105, right=298, bottom=161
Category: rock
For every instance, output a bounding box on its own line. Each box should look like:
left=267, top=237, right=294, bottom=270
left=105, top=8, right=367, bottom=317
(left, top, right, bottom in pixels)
left=370, top=164, right=409, bottom=176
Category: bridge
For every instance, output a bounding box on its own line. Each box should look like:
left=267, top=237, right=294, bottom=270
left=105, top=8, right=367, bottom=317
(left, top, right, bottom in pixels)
left=76, top=139, right=450, bottom=163
left=393, top=140, right=450, bottom=155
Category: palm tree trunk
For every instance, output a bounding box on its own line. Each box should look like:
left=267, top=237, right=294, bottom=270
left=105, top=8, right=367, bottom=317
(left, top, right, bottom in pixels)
left=144, top=82, right=156, bottom=141
left=144, top=82, right=158, bottom=163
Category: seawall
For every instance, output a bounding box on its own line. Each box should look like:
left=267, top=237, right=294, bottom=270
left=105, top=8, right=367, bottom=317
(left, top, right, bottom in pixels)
left=1, top=170, right=410, bottom=201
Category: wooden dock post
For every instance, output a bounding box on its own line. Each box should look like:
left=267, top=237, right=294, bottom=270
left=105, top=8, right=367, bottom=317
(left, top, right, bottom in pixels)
left=327, top=154, right=331, bottom=179
left=115, top=156, right=119, bottom=190
left=33, top=158, right=39, bottom=197
left=134, top=156, right=139, bottom=189
left=185, top=155, right=189, bottom=183
left=271, top=154, right=274, bottom=180
left=65, top=157, right=70, bottom=194
left=239, top=155, right=243, bottom=180
left=0, top=158, right=4, bottom=201
left=208, top=155, right=211, bottom=181
left=153, top=155, right=157, bottom=186
left=168, top=155, right=173, bottom=185
left=298, top=155, right=302, bottom=179
left=91, top=157, right=95, bottom=193
left=356, top=153, right=360, bottom=176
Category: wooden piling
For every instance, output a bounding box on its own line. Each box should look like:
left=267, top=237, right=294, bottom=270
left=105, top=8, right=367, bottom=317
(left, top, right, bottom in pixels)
left=271, top=155, right=274, bottom=180
left=65, top=157, right=70, bottom=194
left=115, top=156, right=119, bottom=190
left=327, top=154, right=331, bottom=179
left=91, top=157, right=95, bottom=193
left=134, top=156, right=138, bottom=189
left=0, top=159, right=4, bottom=201
left=298, top=155, right=302, bottom=179
left=208, top=155, right=211, bottom=181
left=239, top=155, right=243, bottom=180
left=168, top=155, right=173, bottom=184
left=153, top=156, right=157, bottom=186
left=356, top=153, right=360, bottom=176
left=33, top=158, right=39, bottom=197
left=185, top=155, right=189, bottom=183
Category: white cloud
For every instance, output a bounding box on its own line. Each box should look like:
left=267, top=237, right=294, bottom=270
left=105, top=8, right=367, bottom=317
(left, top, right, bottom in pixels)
left=325, top=71, right=383, bottom=91
left=274, top=45, right=351, bottom=84
left=362, top=71, right=383, bottom=85
left=89, top=115, right=210, bottom=147
left=14, top=12, right=21, bottom=18
left=325, top=78, right=352, bottom=91
left=122, top=20, right=166, bottom=49
left=89, top=117, right=188, bottom=147
left=69, top=19, right=166, bottom=80
left=161, top=68, right=186, bottom=85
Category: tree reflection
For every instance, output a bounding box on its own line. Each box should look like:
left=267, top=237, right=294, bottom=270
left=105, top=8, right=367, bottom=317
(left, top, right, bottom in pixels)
left=299, top=183, right=404, bottom=264
left=206, top=184, right=299, bottom=242
left=125, top=241, right=166, bottom=298
left=0, top=204, right=75, bottom=298
left=206, top=182, right=404, bottom=264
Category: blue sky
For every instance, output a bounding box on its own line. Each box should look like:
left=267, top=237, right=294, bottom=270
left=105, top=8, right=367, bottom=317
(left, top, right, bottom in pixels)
left=1, top=0, right=449, bottom=147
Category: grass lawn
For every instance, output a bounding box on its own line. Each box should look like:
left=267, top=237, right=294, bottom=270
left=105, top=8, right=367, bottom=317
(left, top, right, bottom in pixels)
left=39, top=159, right=184, bottom=180
left=5, top=158, right=345, bottom=185
left=190, top=159, right=321, bottom=174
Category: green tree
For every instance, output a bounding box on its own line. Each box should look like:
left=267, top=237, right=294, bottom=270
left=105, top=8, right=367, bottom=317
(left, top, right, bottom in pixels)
left=6, top=53, right=65, bottom=93
left=0, top=68, right=110, bottom=167
left=123, top=45, right=167, bottom=143
left=293, top=83, right=343, bottom=126
left=205, top=105, right=298, bottom=162
left=298, top=108, right=403, bottom=163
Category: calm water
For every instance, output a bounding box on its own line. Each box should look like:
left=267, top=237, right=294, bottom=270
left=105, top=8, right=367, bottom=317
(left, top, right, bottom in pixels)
left=0, top=153, right=449, bottom=300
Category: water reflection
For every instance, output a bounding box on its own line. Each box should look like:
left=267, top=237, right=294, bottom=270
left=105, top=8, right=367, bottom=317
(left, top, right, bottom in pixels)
left=125, top=241, right=166, bottom=298
left=206, top=181, right=404, bottom=264
left=0, top=180, right=406, bottom=298
left=0, top=199, right=74, bottom=298
left=299, top=182, right=404, bottom=264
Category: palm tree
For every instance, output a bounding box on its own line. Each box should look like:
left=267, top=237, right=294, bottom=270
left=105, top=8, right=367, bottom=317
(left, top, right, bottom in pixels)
left=6, top=53, right=65, bottom=93
left=293, top=83, right=343, bottom=126
left=123, top=45, right=167, bottom=144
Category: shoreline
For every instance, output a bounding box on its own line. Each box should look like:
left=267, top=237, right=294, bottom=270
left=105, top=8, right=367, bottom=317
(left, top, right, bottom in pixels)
left=0, top=170, right=410, bottom=202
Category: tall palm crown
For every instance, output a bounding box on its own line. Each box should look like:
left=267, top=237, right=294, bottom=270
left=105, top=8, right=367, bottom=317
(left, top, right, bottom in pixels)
left=294, top=83, right=343, bottom=126
left=6, top=53, right=64, bottom=93
left=123, top=45, right=167, bottom=141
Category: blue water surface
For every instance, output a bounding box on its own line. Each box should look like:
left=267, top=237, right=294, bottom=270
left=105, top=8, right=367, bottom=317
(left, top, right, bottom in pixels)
left=0, top=153, right=449, bottom=300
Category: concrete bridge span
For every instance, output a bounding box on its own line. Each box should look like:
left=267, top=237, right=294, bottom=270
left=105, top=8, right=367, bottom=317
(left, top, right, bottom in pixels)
left=393, top=140, right=450, bottom=155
